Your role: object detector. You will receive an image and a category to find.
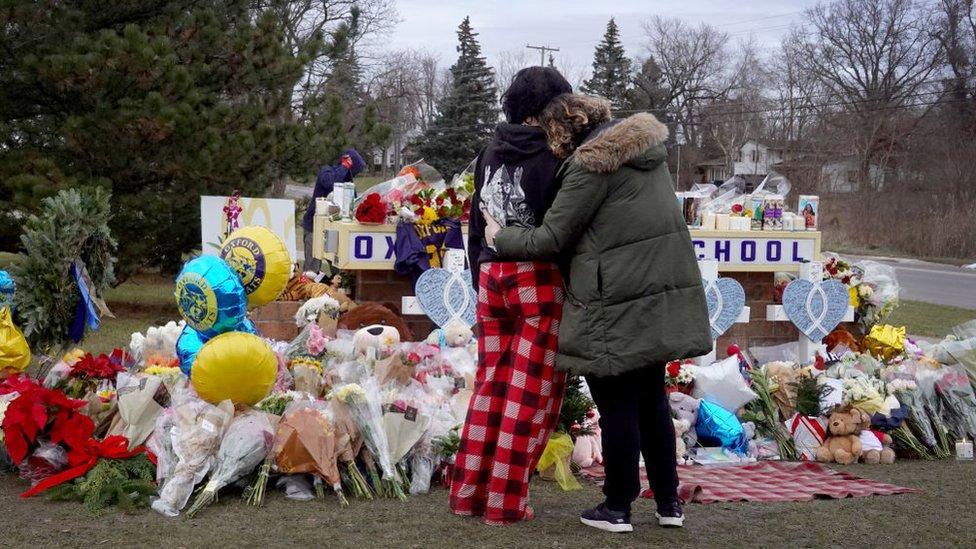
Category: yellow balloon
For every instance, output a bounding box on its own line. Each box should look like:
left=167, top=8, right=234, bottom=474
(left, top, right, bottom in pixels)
left=0, top=307, right=30, bottom=375
left=219, top=226, right=291, bottom=308
left=191, top=332, right=277, bottom=405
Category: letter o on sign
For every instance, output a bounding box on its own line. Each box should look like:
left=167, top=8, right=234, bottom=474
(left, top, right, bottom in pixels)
left=353, top=236, right=373, bottom=259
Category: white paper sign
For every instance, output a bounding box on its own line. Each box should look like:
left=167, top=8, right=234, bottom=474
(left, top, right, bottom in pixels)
left=200, top=196, right=297, bottom=260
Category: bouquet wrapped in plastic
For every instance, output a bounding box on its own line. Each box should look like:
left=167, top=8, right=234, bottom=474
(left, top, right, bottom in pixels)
left=409, top=403, right=457, bottom=495
left=151, top=394, right=234, bottom=517
left=334, top=380, right=405, bottom=499
left=107, top=372, right=163, bottom=448
left=187, top=409, right=276, bottom=516
left=271, top=402, right=345, bottom=504
left=326, top=397, right=372, bottom=499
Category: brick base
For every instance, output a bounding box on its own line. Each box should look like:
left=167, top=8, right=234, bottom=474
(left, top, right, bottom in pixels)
left=716, top=271, right=799, bottom=355
left=349, top=270, right=804, bottom=351
left=250, top=301, right=303, bottom=342
left=354, top=271, right=435, bottom=340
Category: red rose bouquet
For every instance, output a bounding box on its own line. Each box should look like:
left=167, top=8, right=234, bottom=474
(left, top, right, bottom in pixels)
left=355, top=193, right=388, bottom=224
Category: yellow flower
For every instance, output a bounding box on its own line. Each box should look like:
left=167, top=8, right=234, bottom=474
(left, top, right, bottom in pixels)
left=145, top=365, right=182, bottom=377
left=420, top=206, right=438, bottom=225
left=849, top=286, right=861, bottom=308
left=63, top=348, right=86, bottom=365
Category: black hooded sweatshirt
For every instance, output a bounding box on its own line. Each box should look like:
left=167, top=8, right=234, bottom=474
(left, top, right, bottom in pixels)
left=467, top=123, right=564, bottom=288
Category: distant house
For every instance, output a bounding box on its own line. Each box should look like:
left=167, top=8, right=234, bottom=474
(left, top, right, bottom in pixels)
left=695, top=139, right=884, bottom=193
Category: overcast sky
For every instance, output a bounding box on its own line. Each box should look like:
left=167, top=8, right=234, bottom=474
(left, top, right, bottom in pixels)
left=387, top=0, right=822, bottom=78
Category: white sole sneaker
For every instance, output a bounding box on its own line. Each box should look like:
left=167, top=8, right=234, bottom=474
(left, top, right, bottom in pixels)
left=580, top=517, right=635, bottom=533
left=655, top=512, right=685, bottom=528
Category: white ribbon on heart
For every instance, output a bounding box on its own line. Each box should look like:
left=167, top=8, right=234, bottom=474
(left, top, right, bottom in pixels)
left=802, top=281, right=831, bottom=339
left=443, top=270, right=472, bottom=328
left=704, top=278, right=723, bottom=335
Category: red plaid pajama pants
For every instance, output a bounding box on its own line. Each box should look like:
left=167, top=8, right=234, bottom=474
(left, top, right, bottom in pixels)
left=449, top=261, right=567, bottom=525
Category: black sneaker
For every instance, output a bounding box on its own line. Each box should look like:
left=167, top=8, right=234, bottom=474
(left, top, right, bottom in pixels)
left=655, top=498, right=684, bottom=528
left=580, top=503, right=633, bottom=533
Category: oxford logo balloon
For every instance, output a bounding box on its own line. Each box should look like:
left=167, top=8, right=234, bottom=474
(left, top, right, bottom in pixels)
left=174, top=255, right=248, bottom=338
left=191, top=332, right=277, bottom=405
left=219, top=226, right=291, bottom=308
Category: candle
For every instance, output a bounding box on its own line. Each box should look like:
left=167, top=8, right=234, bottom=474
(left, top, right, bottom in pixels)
left=701, top=212, right=717, bottom=230
left=715, top=213, right=730, bottom=231
left=957, top=438, right=974, bottom=460
left=782, top=213, right=794, bottom=231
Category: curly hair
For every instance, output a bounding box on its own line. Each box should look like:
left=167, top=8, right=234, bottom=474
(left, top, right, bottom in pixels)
left=539, top=94, right=613, bottom=158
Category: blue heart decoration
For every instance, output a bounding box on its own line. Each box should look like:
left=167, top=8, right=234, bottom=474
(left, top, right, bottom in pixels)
left=782, top=278, right=849, bottom=342
left=703, top=277, right=746, bottom=340
left=415, top=268, right=477, bottom=328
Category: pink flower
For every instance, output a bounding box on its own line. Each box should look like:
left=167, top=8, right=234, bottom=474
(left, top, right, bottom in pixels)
left=307, top=323, right=328, bottom=355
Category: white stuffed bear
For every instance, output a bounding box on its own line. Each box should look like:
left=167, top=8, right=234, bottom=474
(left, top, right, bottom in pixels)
left=673, top=418, right=692, bottom=465
left=572, top=410, right=603, bottom=468
left=129, top=320, right=184, bottom=364
left=425, top=318, right=474, bottom=348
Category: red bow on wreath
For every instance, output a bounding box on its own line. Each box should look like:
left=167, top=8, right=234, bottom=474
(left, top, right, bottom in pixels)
left=20, top=435, right=147, bottom=499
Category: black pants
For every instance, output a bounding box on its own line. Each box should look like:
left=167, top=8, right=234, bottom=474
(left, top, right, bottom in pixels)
left=585, top=363, right=678, bottom=512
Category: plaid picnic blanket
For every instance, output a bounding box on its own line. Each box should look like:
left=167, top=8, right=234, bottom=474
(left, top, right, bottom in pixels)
left=581, top=461, right=918, bottom=504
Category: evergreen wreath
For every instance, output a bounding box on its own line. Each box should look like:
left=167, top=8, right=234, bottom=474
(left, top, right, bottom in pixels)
left=11, top=187, right=117, bottom=357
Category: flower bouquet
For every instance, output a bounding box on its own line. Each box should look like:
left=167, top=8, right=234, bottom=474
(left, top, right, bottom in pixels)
left=271, top=404, right=345, bottom=504
left=741, top=365, right=798, bottom=460
left=380, top=383, right=432, bottom=483
left=151, top=396, right=235, bottom=516
left=187, top=409, right=276, bottom=517
left=326, top=397, right=372, bottom=500
left=106, top=372, right=163, bottom=448
left=334, top=380, right=406, bottom=499
left=664, top=360, right=694, bottom=394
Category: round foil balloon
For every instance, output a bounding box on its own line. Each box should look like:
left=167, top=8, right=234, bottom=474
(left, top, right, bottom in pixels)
left=176, top=325, right=209, bottom=376
left=696, top=399, right=747, bottom=453
left=191, top=332, right=277, bottom=405
left=174, top=256, right=247, bottom=338
left=238, top=317, right=257, bottom=335
left=219, top=226, right=291, bottom=308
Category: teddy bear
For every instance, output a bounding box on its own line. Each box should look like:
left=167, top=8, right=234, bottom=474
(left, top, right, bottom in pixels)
left=353, top=324, right=413, bottom=385
left=425, top=318, right=474, bottom=348
left=673, top=418, right=691, bottom=464
left=816, top=405, right=870, bottom=465
left=763, top=361, right=799, bottom=419
left=572, top=409, right=603, bottom=468
left=669, top=392, right=700, bottom=448
left=338, top=302, right=413, bottom=341
left=740, top=421, right=759, bottom=458
left=854, top=407, right=896, bottom=464
left=824, top=327, right=860, bottom=353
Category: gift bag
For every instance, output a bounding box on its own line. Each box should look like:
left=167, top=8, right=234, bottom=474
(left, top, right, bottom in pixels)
left=785, top=413, right=827, bottom=460
left=0, top=307, right=30, bottom=374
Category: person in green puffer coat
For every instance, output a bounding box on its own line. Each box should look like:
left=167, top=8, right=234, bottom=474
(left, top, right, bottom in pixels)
left=483, top=94, right=711, bottom=533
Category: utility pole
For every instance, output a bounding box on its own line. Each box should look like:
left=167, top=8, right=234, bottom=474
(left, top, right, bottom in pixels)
left=526, top=44, right=559, bottom=67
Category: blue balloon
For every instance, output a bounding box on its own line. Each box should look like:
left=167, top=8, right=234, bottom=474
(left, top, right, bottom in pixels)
left=696, top=399, right=747, bottom=453
left=0, top=270, right=14, bottom=313
left=176, top=324, right=210, bottom=376
left=174, top=256, right=247, bottom=338
left=238, top=317, right=257, bottom=335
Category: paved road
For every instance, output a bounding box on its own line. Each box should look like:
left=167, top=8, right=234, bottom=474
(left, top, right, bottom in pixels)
left=840, top=255, right=976, bottom=309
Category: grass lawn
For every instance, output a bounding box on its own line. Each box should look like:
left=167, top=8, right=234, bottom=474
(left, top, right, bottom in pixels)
left=1, top=460, right=972, bottom=548
left=825, top=241, right=975, bottom=267
left=887, top=300, right=976, bottom=339
left=82, top=274, right=177, bottom=355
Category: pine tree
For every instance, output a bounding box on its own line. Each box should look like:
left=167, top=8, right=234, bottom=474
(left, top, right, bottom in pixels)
left=581, top=18, right=633, bottom=112
left=414, top=17, right=499, bottom=177
left=627, top=55, right=671, bottom=116
left=0, top=1, right=332, bottom=273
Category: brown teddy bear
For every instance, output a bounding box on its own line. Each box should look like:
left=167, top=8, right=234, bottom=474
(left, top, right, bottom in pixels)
left=337, top=302, right=413, bottom=342
left=816, top=405, right=870, bottom=465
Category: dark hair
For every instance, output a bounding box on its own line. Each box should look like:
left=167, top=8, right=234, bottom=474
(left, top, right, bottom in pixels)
left=501, top=67, right=573, bottom=124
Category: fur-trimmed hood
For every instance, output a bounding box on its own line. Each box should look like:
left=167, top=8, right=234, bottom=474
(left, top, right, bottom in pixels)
left=574, top=113, right=669, bottom=174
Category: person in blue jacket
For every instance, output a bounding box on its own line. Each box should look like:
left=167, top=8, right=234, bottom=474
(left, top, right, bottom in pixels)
left=302, top=149, right=366, bottom=273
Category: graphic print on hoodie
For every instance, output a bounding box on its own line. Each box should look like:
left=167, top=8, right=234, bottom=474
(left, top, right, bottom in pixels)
left=467, top=124, right=564, bottom=288
left=481, top=165, right=535, bottom=228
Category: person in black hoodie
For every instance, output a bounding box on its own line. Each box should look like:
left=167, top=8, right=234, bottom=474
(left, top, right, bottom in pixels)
left=449, top=67, right=572, bottom=526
